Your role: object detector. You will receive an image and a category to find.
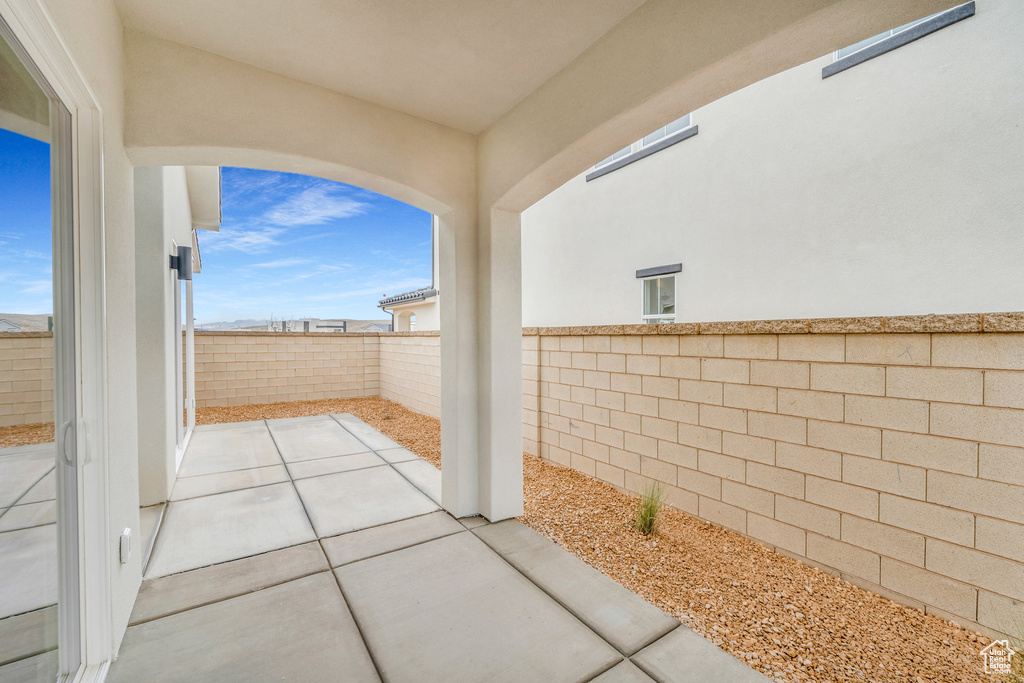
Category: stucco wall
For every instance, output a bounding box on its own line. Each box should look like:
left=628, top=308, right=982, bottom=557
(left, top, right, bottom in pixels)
left=134, top=166, right=195, bottom=506
left=0, top=333, right=53, bottom=427
left=192, top=332, right=380, bottom=407
left=521, top=0, right=1024, bottom=327
left=379, top=333, right=441, bottom=418
left=522, top=314, right=1024, bottom=639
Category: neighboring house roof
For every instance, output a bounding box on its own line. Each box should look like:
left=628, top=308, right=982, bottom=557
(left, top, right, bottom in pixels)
left=360, top=324, right=389, bottom=333
left=0, top=319, right=22, bottom=332
left=378, top=288, right=438, bottom=308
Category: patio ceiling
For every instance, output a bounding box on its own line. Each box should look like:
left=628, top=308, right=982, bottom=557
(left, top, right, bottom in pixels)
left=113, top=0, right=645, bottom=133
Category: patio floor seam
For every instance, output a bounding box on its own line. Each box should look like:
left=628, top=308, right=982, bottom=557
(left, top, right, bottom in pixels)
left=0, top=465, right=54, bottom=519
left=471, top=524, right=679, bottom=663
left=323, top=547, right=387, bottom=683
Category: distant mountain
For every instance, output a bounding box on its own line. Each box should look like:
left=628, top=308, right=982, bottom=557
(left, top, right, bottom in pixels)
left=195, top=319, right=268, bottom=331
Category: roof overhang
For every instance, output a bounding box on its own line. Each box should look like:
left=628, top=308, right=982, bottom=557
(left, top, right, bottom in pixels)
left=184, top=165, right=222, bottom=231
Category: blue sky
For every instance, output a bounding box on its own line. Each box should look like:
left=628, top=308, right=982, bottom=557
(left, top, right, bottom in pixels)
left=0, top=129, right=53, bottom=315
left=0, top=130, right=433, bottom=322
left=198, top=167, right=432, bottom=323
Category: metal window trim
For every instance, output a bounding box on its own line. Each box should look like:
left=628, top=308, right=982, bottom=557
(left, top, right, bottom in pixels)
left=822, top=1, right=975, bottom=79
left=586, top=125, right=699, bottom=181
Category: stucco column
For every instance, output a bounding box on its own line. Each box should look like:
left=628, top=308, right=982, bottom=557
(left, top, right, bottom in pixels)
left=476, top=207, right=524, bottom=521
left=438, top=208, right=479, bottom=517
left=133, top=167, right=176, bottom=506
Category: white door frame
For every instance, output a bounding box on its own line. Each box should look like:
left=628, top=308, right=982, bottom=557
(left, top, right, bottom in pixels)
left=0, top=1, right=112, bottom=680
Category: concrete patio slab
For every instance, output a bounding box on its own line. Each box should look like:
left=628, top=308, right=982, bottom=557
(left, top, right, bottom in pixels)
left=592, top=660, right=657, bottom=682
left=392, top=458, right=442, bottom=504
left=374, top=446, right=420, bottom=464
left=108, top=573, right=379, bottom=683
left=130, top=542, right=329, bottom=626
left=0, top=450, right=52, bottom=508
left=0, top=607, right=56, bottom=667
left=460, top=515, right=490, bottom=529
left=320, top=511, right=464, bottom=567
left=294, top=467, right=438, bottom=537
left=176, top=423, right=281, bottom=477
left=336, top=531, right=620, bottom=683
left=145, top=482, right=316, bottom=578
left=268, top=416, right=372, bottom=462
left=333, top=414, right=401, bottom=450
left=16, top=471, right=54, bottom=505
left=285, top=451, right=386, bottom=480
left=170, top=463, right=289, bottom=500
left=474, top=520, right=679, bottom=655
left=0, top=526, right=56, bottom=619
left=631, top=625, right=771, bottom=682
left=0, top=650, right=58, bottom=683
left=0, top=502, right=55, bottom=533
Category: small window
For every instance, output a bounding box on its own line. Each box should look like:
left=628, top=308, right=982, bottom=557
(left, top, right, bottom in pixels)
left=835, top=12, right=942, bottom=60
left=823, top=2, right=974, bottom=78
left=642, top=276, right=675, bottom=324
left=592, top=113, right=695, bottom=172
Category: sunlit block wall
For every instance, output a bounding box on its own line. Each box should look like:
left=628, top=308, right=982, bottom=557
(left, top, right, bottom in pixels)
left=379, top=333, right=441, bottom=418
left=522, top=313, right=1024, bottom=640
left=0, top=333, right=54, bottom=427
left=192, top=331, right=380, bottom=407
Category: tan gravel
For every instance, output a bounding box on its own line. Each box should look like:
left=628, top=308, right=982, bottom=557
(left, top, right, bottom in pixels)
left=5, top=398, right=994, bottom=681
left=0, top=422, right=54, bottom=448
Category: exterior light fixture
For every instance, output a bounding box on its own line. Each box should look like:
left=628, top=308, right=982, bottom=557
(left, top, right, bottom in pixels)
left=169, top=245, right=193, bottom=280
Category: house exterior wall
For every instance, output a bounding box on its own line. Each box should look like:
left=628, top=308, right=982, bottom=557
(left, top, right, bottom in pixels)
left=192, top=332, right=380, bottom=407
left=521, top=0, right=1024, bottom=328
left=133, top=165, right=194, bottom=506
left=0, top=332, right=53, bottom=427
left=379, top=333, right=441, bottom=417
left=522, top=316, right=1024, bottom=640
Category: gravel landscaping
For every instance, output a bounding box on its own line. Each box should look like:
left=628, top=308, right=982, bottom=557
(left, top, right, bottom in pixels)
left=0, top=421, right=53, bottom=448
left=0, top=396, right=998, bottom=681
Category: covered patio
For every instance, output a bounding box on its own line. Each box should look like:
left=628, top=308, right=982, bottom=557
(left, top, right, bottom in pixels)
left=100, top=415, right=766, bottom=682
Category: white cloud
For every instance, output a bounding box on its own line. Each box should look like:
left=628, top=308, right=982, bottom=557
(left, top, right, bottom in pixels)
left=263, top=185, right=367, bottom=226
left=251, top=257, right=311, bottom=268
left=202, top=226, right=285, bottom=253
left=19, top=280, right=52, bottom=294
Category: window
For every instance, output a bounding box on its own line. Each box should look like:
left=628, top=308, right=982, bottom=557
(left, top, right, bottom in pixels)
left=642, top=276, right=675, bottom=324
left=823, top=2, right=974, bottom=78
left=588, top=113, right=697, bottom=180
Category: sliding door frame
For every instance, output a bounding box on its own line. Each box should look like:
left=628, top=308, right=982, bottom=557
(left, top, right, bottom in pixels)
left=0, top=1, right=112, bottom=681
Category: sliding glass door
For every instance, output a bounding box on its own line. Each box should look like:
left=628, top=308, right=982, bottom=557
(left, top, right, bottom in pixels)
left=0, top=18, right=81, bottom=682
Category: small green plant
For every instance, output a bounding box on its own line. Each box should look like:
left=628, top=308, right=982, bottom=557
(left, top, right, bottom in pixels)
left=635, top=482, right=665, bottom=536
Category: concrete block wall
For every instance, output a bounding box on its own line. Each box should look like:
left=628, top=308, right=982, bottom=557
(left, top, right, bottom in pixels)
left=379, top=332, right=441, bottom=418
left=0, top=333, right=54, bottom=427
left=192, top=331, right=380, bottom=407
left=522, top=313, right=1024, bottom=639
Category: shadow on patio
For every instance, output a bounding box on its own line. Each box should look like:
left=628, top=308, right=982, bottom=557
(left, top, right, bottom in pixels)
left=107, top=414, right=766, bottom=682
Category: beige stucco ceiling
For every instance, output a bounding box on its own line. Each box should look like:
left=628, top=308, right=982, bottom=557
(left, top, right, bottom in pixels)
left=114, top=0, right=646, bottom=134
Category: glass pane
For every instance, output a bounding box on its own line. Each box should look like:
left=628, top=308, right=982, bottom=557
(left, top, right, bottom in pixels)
left=665, top=113, right=691, bottom=136
left=658, top=277, right=675, bottom=314
left=643, top=279, right=658, bottom=316
left=0, top=28, right=64, bottom=680
left=642, top=126, right=666, bottom=147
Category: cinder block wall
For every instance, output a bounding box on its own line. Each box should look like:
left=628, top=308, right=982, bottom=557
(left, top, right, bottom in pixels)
left=522, top=313, right=1024, bottom=640
left=379, top=332, right=441, bottom=418
left=0, top=333, right=54, bottom=427
left=192, top=331, right=380, bottom=407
